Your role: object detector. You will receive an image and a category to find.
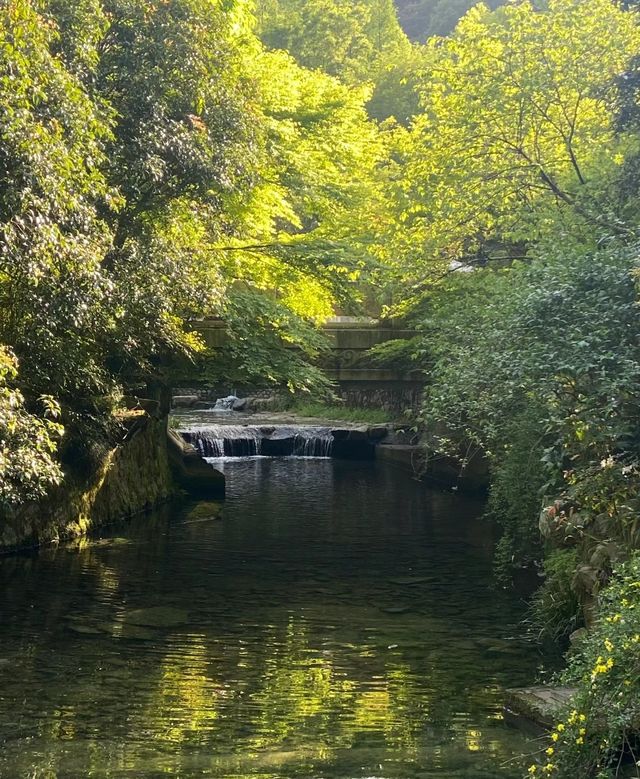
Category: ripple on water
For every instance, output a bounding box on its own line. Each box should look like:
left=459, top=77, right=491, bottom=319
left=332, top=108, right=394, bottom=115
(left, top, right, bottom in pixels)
left=0, top=459, right=556, bottom=779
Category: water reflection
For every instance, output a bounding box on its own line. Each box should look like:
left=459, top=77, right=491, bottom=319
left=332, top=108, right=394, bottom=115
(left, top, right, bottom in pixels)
left=0, top=459, right=552, bottom=778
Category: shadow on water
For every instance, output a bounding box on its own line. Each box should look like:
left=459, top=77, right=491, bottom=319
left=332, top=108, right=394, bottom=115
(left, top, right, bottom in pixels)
left=0, top=459, right=555, bottom=778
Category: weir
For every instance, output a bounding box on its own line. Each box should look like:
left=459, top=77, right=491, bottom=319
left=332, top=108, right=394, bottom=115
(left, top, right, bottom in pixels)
left=182, top=425, right=336, bottom=459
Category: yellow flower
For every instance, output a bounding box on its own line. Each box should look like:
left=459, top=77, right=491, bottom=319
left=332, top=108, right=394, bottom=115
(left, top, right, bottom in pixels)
left=528, top=766, right=538, bottom=775
left=592, top=660, right=610, bottom=679
left=604, top=639, right=614, bottom=652
left=579, top=728, right=586, bottom=736
left=551, top=733, right=559, bottom=742
left=579, top=714, right=586, bottom=722
left=576, top=737, right=584, bottom=745
left=557, top=723, right=565, bottom=732
left=546, top=747, right=554, bottom=756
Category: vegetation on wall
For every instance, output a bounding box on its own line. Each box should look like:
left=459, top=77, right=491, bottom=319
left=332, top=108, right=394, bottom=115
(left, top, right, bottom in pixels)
left=530, top=554, right=640, bottom=778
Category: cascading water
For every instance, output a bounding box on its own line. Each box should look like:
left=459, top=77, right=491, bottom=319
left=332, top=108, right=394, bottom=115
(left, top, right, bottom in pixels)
left=213, top=396, right=238, bottom=411
left=293, top=428, right=333, bottom=458
left=181, top=425, right=334, bottom=458
left=186, top=426, right=262, bottom=457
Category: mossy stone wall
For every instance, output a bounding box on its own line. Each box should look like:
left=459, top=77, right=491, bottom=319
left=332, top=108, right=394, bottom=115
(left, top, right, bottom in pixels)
left=0, top=413, right=174, bottom=553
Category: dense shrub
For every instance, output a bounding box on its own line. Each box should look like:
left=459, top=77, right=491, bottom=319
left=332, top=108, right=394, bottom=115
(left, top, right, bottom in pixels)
left=419, top=246, right=640, bottom=587
left=528, top=554, right=640, bottom=778
left=529, top=550, right=583, bottom=641
left=0, top=348, right=62, bottom=510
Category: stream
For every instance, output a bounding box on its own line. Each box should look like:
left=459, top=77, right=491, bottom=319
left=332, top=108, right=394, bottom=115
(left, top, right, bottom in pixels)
left=0, top=458, right=553, bottom=778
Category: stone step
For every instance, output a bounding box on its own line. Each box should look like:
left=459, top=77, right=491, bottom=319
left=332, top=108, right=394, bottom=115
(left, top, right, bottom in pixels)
left=504, top=686, right=577, bottom=729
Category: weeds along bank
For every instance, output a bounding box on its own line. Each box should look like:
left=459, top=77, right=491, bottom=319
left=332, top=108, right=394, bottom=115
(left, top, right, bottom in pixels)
left=525, top=558, right=640, bottom=778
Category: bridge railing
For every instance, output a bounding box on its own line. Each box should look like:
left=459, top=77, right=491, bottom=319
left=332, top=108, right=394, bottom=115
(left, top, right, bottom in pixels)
left=195, top=318, right=421, bottom=379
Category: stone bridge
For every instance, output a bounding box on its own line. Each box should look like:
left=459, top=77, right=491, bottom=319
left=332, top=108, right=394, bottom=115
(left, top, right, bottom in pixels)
left=195, top=318, right=424, bottom=411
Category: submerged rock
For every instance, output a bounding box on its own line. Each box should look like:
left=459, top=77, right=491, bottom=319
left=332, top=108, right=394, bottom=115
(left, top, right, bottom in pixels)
left=388, top=576, right=434, bottom=586
left=381, top=605, right=412, bottom=614
left=68, top=624, right=103, bottom=636
left=87, top=537, right=133, bottom=549
left=184, top=502, right=224, bottom=523
left=100, top=622, right=157, bottom=641
left=122, top=606, right=189, bottom=628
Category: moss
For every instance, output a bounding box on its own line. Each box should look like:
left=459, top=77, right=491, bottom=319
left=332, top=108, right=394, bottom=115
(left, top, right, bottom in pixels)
left=0, top=412, right=175, bottom=553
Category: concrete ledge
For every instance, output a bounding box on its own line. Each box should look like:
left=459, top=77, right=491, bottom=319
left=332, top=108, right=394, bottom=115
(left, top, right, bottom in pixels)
left=376, top=444, right=424, bottom=473
left=504, top=686, right=577, bottom=729
left=168, top=429, right=225, bottom=498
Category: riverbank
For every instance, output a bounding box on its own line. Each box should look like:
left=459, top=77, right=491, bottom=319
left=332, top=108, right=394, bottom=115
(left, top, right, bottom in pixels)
left=0, top=409, right=175, bottom=554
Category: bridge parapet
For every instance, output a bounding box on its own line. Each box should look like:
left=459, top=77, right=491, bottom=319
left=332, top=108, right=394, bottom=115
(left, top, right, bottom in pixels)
left=194, top=319, right=425, bottom=411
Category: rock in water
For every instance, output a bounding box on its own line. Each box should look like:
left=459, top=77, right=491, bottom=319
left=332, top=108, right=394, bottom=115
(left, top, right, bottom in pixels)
left=122, top=606, right=189, bottom=628
left=68, top=624, right=103, bottom=636
left=381, top=605, right=412, bottom=614
left=214, top=396, right=238, bottom=411
left=99, top=622, right=157, bottom=641
left=184, top=502, right=224, bottom=522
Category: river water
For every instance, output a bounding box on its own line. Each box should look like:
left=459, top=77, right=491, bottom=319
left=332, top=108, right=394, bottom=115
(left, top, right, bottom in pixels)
left=0, top=458, right=551, bottom=778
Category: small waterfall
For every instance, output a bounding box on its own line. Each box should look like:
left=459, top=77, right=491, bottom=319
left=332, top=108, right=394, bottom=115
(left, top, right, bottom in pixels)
left=292, top=428, right=333, bottom=458
left=181, top=425, right=336, bottom=458
left=213, top=396, right=238, bottom=411
left=186, top=426, right=262, bottom=457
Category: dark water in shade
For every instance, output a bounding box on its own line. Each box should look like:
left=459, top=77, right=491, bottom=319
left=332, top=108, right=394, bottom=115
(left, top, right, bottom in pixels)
left=0, top=459, right=552, bottom=779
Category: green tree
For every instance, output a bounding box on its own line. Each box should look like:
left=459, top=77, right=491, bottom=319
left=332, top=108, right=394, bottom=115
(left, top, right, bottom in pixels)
left=196, top=46, right=390, bottom=389
left=395, top=0, right=640, bottom=286
left=256, top=0, right=408, bottom=83
left=0, top=347, right=63, bottom=510
left=0, top=0, right=390, bottom=504
left=0, top=0, right=115, bottom=408
left=256, top=0, right=425, bottom=124
left=416, top=244, right=640, bottom=579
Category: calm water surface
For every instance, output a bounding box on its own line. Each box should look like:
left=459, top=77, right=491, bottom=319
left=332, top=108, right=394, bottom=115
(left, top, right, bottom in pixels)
left=0, top=459, right=550, bottom=778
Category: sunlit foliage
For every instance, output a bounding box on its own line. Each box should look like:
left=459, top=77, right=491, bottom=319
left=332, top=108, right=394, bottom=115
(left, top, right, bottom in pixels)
left=0, top=0, right=389, bottom=505
left=395, top=0, right=640, bottom=286
left=394, top=0, right=503, bottom=41
left=0, top=347, right=63, bottom=510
